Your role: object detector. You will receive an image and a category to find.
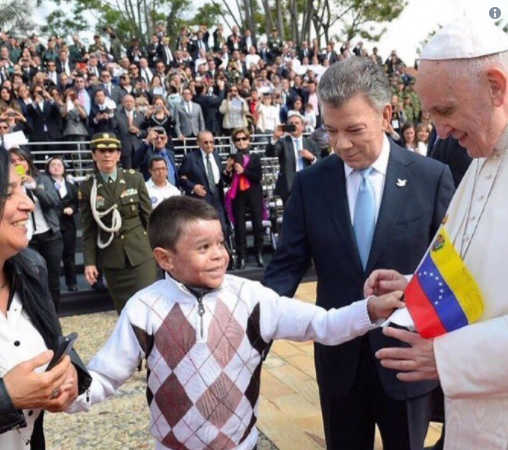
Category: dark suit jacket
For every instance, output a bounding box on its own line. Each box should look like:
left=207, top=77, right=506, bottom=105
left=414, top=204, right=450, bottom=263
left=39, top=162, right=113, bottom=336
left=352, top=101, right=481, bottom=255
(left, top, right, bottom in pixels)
left=133, top=143, right=177, bottom=181
left=430, top=136, right=472, bottom=188
left=52, top=178, right=79, bottom=231
left=193, top=90, right=226, bottom=135
left=178, top=149, right=225, bottom=205
left=262, top=144, right=455, bottom=400
left=27, top=101, right=62, bottom=141
left=114, top=108, right=146, bottom=157
left=265, top=135, right=320, bottom=199
left=89, top=105, right=117, bottom=134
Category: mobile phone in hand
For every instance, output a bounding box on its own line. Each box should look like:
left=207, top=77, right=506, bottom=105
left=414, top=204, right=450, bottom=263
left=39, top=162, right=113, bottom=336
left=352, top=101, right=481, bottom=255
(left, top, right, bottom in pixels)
left=46, top=332, right=78, bottom=372
left=282, top=124, right=297, bottom=133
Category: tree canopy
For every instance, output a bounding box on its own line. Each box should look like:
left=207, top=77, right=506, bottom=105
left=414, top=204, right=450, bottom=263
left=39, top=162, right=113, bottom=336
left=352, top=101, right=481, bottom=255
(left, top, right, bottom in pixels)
left=40, top=0, right=407, bottom=49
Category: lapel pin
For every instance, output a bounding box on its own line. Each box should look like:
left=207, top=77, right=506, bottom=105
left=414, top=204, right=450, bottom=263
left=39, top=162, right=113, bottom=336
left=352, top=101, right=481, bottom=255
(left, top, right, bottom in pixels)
left=396, top=179, right=407, bottom=187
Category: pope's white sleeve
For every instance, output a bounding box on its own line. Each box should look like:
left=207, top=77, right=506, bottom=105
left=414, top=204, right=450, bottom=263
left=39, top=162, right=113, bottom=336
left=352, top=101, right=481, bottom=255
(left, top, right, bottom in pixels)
left=253, top=282, right=376, bottom=345
left=434, top=315, right=508, bottom=399
left=67, top=305, right=144, bottom=413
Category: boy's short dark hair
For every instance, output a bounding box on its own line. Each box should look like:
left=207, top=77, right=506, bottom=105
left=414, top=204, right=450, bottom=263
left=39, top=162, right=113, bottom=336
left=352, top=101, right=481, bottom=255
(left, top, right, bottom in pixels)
left=148, top=197, right=219, bottom=251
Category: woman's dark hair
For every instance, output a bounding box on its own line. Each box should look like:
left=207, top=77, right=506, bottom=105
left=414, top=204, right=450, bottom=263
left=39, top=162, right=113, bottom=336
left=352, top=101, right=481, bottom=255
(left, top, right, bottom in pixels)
left=400, top=122, right=416, bottom=145
left=45, top=155, right=67, bottom=177
left=8, top=147, right=39, bottom=176
left=0, top=150, right=60, bottom=345
left=0, top=148, right=9, bottom=219
left=148, top=196, right=219, bottom=251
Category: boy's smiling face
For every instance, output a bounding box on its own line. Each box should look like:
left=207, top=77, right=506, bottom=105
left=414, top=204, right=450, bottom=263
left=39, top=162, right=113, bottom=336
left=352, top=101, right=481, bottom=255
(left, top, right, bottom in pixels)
left=156, top=219, right=229, bottom=289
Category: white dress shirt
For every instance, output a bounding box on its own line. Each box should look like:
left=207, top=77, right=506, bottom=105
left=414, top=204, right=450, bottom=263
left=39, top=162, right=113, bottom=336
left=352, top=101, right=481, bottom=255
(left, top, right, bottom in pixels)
left=200, top=149, right=220, bottom=184
left=344, top=134, right=390, bottom=224
left=146, top=178, right=180, bottom=208
left=0, top=293, right=49, bottom=450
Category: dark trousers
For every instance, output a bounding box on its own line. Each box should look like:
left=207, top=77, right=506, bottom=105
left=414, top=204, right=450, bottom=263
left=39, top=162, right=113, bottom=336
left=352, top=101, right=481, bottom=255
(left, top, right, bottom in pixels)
left=120, top=151, right=133, bottom=170
left=232, top=187, right=264, bottom=256
left=209, top=189, right=228, bottom=239
left=61, top=225, right=77, bottom=286
left=29, top=230, right=64, bottom=312
left=319, top=335, right=433, bottom=450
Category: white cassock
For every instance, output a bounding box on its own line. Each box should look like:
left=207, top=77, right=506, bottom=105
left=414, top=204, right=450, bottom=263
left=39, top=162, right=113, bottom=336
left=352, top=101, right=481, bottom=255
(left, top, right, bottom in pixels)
left=433, top=125, right=508, bottom=449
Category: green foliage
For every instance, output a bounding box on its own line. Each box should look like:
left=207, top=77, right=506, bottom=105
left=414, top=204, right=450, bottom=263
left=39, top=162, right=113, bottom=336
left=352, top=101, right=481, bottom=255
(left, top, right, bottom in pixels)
left=336, top=0, right=407, bottom=42
left=188, top=3, right=226, bottom=29
left=41, top=0, right=194, bottom=48
left=0, top=0, right=36, bottom=34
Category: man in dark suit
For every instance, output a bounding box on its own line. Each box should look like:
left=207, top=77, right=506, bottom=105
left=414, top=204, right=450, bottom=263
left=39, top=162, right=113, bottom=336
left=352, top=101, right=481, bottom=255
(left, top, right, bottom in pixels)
left=89, top=88, right=117, bottom=135
left=133, top=126, right=177, bottom=182
left=27, top=87, right=62, bottom=159
left=157, top=37, right=173, bottom=67
left=265, top=112, right=320, bottom=203
left=99, top=69, right=123, bottom=105
left=298, top=41, right=314, bottom=62
left=262, top=58, right=455, bottom=450
left=192, top=80, right=226, bottom=136
left=178, top=130, right=228, bottom=234
left=114, top=94, right=146, bottom=169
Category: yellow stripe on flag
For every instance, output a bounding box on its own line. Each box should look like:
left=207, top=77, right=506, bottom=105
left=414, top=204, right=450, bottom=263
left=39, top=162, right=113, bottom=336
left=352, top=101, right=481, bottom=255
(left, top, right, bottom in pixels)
left=429, top=227, right=484, bottom=324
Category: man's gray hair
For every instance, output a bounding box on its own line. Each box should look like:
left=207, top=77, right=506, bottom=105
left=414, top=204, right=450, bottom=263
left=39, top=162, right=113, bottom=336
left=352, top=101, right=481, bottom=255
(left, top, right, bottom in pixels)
left=318, top=57, right=391, bottom=113
left=445, top=51, right=508, bottom=83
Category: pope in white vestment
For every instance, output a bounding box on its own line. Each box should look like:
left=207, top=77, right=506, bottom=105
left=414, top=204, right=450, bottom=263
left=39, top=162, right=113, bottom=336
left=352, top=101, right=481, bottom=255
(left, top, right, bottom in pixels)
left=370, top=16, right=508, bottom=450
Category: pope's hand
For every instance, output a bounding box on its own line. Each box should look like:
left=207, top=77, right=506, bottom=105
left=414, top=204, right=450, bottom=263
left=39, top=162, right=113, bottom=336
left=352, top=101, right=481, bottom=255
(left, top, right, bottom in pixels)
left=376, top=327, right=439, bottom=382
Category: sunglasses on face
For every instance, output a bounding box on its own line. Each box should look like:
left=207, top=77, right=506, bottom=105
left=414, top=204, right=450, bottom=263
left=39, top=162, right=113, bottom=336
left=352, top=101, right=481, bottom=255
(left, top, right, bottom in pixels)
left=234, top=137, right=248, bottom=142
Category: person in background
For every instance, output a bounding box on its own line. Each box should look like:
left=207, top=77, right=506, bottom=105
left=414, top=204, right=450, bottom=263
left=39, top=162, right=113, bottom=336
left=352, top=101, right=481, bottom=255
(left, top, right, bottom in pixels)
left=415, top=123, right=431, bottom=156
left=0, top=149, right=91, bottom=449
left=9, top=148, right=64, bottom=312
left=145, top=155, right=181, bottom=209
left=400, top=122, right=417, bottom=151
left=219, top=86, right=249, bottom=135
left=225, top=128, right=265, bottom=269
left=80, top=132, right=158, bottom=314
left=46, top=156, right=79, bottom=292
left=256, top=93, right=280, bottom=137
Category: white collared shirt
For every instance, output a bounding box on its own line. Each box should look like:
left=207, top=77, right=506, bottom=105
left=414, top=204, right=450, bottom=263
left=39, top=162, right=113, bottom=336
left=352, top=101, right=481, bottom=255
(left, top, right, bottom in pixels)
left=0, top=293, right=48, bottom=450
left=146, top=178, right=181, bottom=208
left=200, top=148, right=220, bottom=184
left=344, top=134, right=390, bottom=224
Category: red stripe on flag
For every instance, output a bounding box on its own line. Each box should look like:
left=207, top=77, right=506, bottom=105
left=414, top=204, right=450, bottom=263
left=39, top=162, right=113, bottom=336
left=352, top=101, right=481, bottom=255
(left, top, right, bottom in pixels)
left=405, top=276, right=447, bottom=338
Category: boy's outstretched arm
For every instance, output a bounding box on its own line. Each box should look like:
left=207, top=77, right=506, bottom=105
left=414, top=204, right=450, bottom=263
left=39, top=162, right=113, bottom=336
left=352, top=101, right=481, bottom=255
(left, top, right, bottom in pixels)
left=254, top=282, right=405, bottom=346
left=66, top=302, right=146, bottom=413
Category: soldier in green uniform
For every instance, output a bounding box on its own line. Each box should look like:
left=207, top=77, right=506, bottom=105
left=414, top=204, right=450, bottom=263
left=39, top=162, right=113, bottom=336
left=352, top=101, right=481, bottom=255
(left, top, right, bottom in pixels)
left=79, top=132, right=158, bottom=313
left=408, top=80, right=422, bottom=122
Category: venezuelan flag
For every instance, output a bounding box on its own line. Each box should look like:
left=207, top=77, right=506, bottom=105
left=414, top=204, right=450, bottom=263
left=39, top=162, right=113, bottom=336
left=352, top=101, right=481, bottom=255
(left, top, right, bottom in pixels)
left=405, top=226, right=484, bottom=338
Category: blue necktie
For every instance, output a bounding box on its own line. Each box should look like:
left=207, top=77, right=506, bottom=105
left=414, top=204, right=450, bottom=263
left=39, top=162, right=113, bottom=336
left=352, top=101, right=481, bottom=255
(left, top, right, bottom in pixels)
left=353, top=168, right=376, bottom=269
left=161, top=150, right=176, bottom=185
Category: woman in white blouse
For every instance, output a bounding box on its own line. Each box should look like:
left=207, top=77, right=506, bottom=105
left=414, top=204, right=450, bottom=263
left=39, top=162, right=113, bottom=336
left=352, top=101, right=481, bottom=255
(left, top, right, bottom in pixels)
left=0, top=149, right=90, bottom=449
left=256, top=93, right=280, bottom=136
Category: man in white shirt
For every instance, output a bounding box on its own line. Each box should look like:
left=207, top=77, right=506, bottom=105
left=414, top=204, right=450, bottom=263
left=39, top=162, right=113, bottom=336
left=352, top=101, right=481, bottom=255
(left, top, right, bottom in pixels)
left=146, top=156, right=181, bottom=208
left=263, top=57, right=454, bottom=450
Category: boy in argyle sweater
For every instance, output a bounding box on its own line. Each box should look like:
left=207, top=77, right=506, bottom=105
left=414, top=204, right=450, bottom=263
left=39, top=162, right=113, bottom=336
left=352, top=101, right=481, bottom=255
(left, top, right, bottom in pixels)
left=69, top=196, right=404, bottom=450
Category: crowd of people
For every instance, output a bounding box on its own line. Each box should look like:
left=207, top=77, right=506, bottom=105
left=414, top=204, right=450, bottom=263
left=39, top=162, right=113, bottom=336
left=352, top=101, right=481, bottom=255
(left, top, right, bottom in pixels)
left=4, top=14, right=508, bottom=450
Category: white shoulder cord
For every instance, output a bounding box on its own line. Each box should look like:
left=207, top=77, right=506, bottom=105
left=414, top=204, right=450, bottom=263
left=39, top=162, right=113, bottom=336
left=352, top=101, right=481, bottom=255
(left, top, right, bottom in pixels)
left=90, top=177, right=122, bottom=249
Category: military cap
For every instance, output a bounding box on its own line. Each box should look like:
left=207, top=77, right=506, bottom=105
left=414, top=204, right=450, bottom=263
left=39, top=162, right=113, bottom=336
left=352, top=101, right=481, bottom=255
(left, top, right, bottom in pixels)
left=90, top=132, right=121, bottom=150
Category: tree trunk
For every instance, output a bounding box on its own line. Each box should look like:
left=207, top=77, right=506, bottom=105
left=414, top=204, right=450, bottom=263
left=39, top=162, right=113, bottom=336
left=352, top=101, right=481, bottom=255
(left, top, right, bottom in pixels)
left=275, top=0, right=284, bottom=39
left=261, top=0, right=274, bottom=35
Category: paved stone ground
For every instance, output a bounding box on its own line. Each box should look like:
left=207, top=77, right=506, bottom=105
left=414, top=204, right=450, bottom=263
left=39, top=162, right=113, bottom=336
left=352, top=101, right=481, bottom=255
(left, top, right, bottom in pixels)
left=45, top=283, right=442, bottom=449
left=45, top=311, right=278, bottom=450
